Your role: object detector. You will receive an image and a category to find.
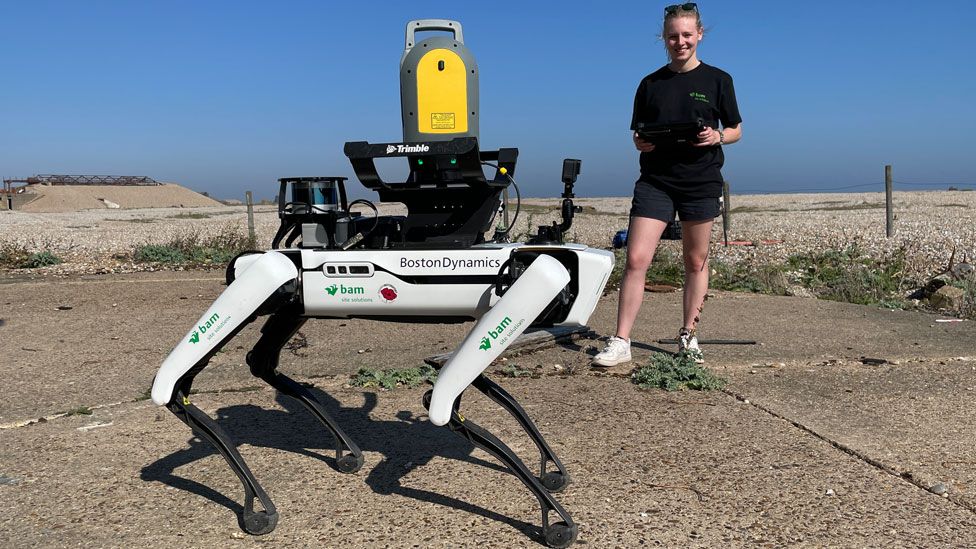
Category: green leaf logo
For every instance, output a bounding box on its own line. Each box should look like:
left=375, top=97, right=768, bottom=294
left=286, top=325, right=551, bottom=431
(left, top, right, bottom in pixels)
left=326, top=284, right=338, bottom=296
left=189, top=331, right=200, bottom=344
left=479, top=337, right=491, bottom=351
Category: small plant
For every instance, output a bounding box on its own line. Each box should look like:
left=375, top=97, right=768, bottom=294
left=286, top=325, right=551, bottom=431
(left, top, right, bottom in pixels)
left=500, top=364, right=535, bottom=378
left=23, top=251, right=62, bottom=268
left=134, top=244, right=185, bottom=263
left=516, top=212, right=536, bottom=242
left=136, top=387, right=153, bottom=402
left=351, top=364, right=438, bottom=390
left=0, top=242, right=62, bottom=269
left=711, top=260, right=788, bottom=294
left=954, top=278, right=976, bottom=320
left=632, top=352, right=727, bottom=391
left=64, top=406, right=93, bottom=416
left=1, top=242, right=29, bottom=268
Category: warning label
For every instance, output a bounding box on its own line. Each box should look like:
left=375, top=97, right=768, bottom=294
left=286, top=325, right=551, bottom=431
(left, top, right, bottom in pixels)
left=431, top=113, right=456, bottom=129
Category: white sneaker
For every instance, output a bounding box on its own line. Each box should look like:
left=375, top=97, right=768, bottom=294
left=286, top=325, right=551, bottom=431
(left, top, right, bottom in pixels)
left=678, top=329, right=704, bottom=364
left=592, top=336, right=632, bottom=367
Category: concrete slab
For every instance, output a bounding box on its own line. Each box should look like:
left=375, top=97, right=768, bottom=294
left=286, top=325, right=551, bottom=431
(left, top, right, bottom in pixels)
left=4, top=273, right=974, bottom=425
left=3, top=376, right=973, bottom=548
left=724, top=357, right=976, bottom=515
left=5, top=272, right=976, bottom=546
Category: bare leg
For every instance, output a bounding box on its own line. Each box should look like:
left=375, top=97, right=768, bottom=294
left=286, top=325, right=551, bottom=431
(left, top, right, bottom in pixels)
left=616, top=217, right=667, bottom=340
left=680, top=218, right=714, bottom=333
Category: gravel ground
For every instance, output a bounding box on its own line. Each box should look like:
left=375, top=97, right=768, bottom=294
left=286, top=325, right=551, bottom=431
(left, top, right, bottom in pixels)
left=1, top=190, right=973, bottom=280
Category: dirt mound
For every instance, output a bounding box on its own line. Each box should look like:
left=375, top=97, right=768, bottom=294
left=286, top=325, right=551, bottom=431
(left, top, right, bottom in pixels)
left=17, top=183, right=223, bottom=212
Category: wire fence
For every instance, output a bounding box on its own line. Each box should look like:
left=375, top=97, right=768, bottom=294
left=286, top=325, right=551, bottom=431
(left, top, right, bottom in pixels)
left=733, top=179, right=975, bottom=195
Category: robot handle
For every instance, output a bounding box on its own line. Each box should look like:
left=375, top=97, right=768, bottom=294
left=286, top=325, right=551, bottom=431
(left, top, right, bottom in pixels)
left=404, top=19, right=464, bottom=50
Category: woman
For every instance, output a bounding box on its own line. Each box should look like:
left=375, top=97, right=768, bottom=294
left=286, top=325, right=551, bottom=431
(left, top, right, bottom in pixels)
left=593, top=3, right=741, bottom=367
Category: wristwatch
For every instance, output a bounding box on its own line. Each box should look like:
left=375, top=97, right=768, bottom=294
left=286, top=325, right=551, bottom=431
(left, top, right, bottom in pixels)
left=717, top=128, right=725, bottom=145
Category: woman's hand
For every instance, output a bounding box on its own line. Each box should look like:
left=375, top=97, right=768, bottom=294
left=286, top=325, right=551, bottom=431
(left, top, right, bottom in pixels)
left=634, top=132, right=656, bottom=152
left=693, top=127, right=721, bottom=147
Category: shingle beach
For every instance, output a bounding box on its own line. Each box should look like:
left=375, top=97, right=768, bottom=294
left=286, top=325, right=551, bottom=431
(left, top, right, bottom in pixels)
left=2, top=189, right=973, bottom=282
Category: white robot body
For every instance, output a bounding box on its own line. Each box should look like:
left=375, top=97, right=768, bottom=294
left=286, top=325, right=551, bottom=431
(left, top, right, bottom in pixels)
left=152, top=244, right=614, bottom=407
left=301, top=245, right=513, bottom=318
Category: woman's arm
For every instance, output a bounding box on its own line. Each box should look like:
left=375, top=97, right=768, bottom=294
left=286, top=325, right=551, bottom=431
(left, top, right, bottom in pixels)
left=720, top=123, right=742, bottom=145
left=692, top=123, right=742, bottom=147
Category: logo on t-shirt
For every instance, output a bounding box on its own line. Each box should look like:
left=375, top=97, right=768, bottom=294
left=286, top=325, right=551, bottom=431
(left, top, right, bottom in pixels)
left=689, top=92, right=709, bottom=103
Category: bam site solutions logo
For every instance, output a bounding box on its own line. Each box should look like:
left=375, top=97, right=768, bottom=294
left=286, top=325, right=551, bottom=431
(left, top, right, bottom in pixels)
left=189, top=312, right=229, bottom=344
left=326, top=284, right=364, bottom=296
left=479, top=316, right=514, bottom=351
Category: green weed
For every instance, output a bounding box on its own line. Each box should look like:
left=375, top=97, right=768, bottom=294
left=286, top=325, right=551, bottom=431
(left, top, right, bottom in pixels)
left=134, top=245, right=185, bottom=263
left=607, top=241, right=914, bottom=311
left=711, top=260, right=788, bottom=295
left=500, top=364, right=535, bottom=378
left=632, top=352, right=727, bottom=391
left=351, top=364, right=438, bottom=390
left=0, top=242, right=62, bottom=269
left=786, top=245, right=907, bottom=306
left=133, top=225, right=256, bottom=266
left=64, top=406, right=93, bottom=416
left=23, top=251, right=61, bottom=268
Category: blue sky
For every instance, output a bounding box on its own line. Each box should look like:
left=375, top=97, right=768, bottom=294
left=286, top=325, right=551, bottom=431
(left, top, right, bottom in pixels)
left=2, top=1, right=974, bottom=200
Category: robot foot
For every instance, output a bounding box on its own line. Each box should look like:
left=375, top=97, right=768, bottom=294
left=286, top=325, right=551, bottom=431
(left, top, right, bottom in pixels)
left=422, top=390, right=578, bottom=548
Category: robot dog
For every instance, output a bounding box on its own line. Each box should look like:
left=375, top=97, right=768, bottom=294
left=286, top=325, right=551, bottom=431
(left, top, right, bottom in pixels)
left=151, top=20, right=613, bottom=548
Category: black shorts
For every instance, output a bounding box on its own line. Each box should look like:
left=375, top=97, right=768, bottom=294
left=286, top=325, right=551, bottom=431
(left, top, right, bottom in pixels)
left=630, top=181, right=721, bottom=222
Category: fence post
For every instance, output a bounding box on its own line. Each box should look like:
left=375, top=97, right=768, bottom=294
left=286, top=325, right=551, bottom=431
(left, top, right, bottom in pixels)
left=245, top=191, right=256, bottom=245
left=885, top=165, right=893, bottom=238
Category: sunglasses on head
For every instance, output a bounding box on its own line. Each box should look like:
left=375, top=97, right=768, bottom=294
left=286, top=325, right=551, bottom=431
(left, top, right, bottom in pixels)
left=665, top=3, right=698, bottom=15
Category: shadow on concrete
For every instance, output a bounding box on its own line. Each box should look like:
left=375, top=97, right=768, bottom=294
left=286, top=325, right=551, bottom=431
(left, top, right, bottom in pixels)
left=140, top=386, right=541, bottom=542
left=630, top=340, right=671, bottom=354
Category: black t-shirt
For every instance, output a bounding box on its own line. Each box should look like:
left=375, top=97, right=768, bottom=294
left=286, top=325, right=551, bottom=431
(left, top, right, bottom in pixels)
left=631, top=62, right=741, bottom=198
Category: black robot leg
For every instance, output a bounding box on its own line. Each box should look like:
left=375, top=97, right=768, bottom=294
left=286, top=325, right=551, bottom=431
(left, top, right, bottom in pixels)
left=471, top=374, right=571, bottom=492
left=168, top=389, right=279, bottom=535
left=422, top=389, right=578, bottom=549
left=247, top=313, right=364, bottom=473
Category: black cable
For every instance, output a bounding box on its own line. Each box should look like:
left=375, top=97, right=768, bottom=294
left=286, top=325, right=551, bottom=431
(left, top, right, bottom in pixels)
left=481, top=161, right=520, bottom=241
left=341, top=199, right=380, bottom=249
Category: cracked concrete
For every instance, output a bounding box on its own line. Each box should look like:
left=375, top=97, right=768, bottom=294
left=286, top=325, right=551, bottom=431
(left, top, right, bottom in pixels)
left=2, top=273, right=976, bottom=547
